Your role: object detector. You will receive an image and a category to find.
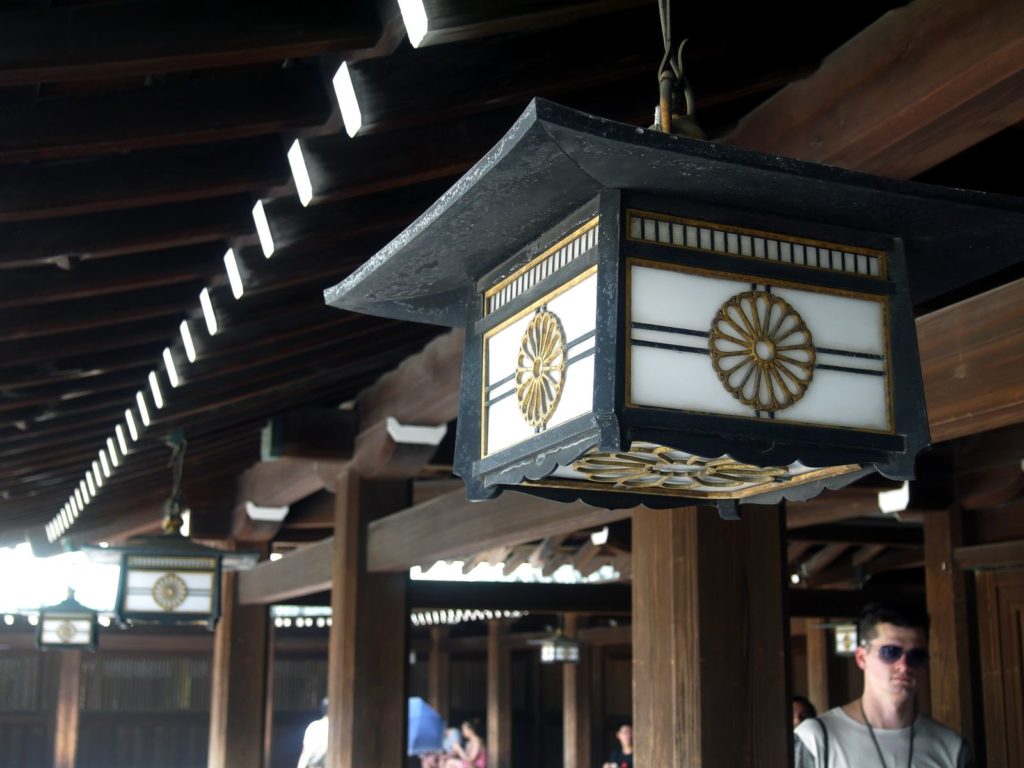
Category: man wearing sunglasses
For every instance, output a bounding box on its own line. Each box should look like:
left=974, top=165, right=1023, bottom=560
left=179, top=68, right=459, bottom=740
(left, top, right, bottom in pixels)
left=794, top=602, right=972, bottom=767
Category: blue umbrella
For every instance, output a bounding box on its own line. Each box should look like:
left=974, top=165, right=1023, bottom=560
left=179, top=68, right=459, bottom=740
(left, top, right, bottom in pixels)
left=407, top=696, right=445, bottom=756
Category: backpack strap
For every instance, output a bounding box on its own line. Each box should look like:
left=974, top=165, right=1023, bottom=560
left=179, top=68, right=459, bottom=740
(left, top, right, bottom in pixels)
left=816, top=717, right=829, bottom=768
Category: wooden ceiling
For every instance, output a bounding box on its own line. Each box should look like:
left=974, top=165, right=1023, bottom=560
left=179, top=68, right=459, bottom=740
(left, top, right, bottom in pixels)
left=1, top=0, right=1021, bottom=548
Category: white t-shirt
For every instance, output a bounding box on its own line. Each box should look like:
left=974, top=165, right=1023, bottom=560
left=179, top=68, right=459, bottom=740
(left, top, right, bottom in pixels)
left=794, top=707, right=971, bottom=768
left=301, top=716, right=328, bottom=766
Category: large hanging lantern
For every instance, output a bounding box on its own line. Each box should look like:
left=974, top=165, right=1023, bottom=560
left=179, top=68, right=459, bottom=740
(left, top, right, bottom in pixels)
left=87, top=436, right=256, bottom=630
left=324, top=99, right=1022, bottom=515
left=36, top=589, right=99, bottom=651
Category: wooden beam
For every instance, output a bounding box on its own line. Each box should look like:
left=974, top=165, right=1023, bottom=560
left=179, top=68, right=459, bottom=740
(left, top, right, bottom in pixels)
left=0, top=65, right=329, bottom=164
left=406, top=0, right=644, bottom=47
left=367, top=488, right=631, bottom=572
left=427, top=627, right=450, bottom=723
left=487, top=619, right=512, bottom=768
left=923, top=508, right=976, bottom=741
left=326, top=472, right=409, bottom=768
left=920, top=278, right=1024, bottom=444
left=0, top=137, right=288, bottom=224
left=633, top=505, right=791, bottom=766
left=238, top=536, right=333, bottom=605
left=260, top=408, right=357, bottom=462
left=805, top=620, right=831, bottom=715
left=0, top=1, right=379, bottom=86
left=787, top=522, right=923, bottom=546
left=208, top=568, right=272, bottom=768
left=799, top=544, right=850, bottom=577
left=562, top=614, right=592, bottom=768
left=0, top=195, right=252, bottom=268
left=954, top=539, right=1024, bottom=571
left=724, top=0, right=1024, bottom=179
left=51, top=650, right=82, bottom=768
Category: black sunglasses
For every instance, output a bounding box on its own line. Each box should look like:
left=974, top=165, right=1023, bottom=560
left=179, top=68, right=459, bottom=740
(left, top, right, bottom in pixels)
left=870, top=643, right=930, bottom=669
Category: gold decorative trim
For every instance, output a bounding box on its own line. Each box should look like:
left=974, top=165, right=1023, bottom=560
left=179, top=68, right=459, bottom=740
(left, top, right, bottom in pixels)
left=484, top=217, right=600, bottom=301
left=152, top=572, right=189, bottom=612
left=573, top=443, right=788, bottom=491
left=625, top=208, right=887, bottom=279
left=528, top=454, right=863, bottom=500
left=709, top=291, right=815, bottom=411
left=515, top=310, right=567, bottom=428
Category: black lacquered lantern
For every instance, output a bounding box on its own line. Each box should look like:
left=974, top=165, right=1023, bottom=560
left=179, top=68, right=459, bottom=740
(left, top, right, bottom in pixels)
left=36, top=589, right=98, bottom=651
left=325, top=100, right=1023, bottom=514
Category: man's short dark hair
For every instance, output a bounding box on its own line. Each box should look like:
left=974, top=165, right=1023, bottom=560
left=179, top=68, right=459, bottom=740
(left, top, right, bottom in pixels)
left=858, top=602, right=929, bottom=643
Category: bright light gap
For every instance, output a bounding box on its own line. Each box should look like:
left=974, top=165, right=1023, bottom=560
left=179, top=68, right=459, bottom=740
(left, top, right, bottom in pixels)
left=199, top=288, right=218, bottom=335
left=136, top=391, right=151, bottom=427
left=331, top=62, right=363, bottom=138
left=180, top=320, right=197, bottom=363
left=148, top=370, right=164, bottom=410
left=162, top=347, right=180, bottom=388
left=223, top=249, right=245, bottom=299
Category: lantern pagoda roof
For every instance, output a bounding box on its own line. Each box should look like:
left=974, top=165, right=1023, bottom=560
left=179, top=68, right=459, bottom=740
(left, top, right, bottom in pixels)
left=84, top=532, right=258, bottom=572
left=325, top=98, right=1024, bottom=326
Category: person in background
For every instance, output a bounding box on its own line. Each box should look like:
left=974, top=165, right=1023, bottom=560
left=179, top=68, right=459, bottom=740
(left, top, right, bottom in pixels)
left=794, top=602, right=972, bottom=767
left=602, top=722, right=633, bottom=768
left=443, top=718, right=487, bottom=768
left=296, top=697, right=328, bottom=768
left=793, top=695, right=817, bottom=729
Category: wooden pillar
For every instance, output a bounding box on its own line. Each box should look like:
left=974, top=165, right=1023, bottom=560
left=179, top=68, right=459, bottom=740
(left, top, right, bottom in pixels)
left=52, top=649, right=82, bottom=768
left=805, top=619, right=831, bottom=714
left=632, top=505, right=791, bottom=768
left=487, top=619, right=511, bottom=768
left=923, top=507, right=975, bottom=742
left=428, top=626, right=450, bottom=721
left=563, top=614, right=592, bottom=768
left=326, top=471, right=409, bottom=768
left=208, top=568, right=272, bottom=768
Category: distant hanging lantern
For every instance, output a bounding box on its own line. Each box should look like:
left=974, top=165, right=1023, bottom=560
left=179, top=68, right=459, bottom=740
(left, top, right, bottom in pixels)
left=531, top=630, right=581, bottom=664
left=324, top=73, right=1021, bottom=516
left=87, top=435, right=256, bottom=630
left=834, top=623, right=858, bottom=657
left=37, top=589, right=98, bottom=651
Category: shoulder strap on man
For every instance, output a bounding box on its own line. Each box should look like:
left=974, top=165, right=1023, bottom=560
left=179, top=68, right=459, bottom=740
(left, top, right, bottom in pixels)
left=815, top=717, right=829, bottom=768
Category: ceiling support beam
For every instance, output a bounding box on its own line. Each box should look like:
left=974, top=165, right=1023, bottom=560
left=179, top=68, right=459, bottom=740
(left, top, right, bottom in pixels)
left=724, top=0, right=1024, bottom=179
left=366, top=489, right=632, bottom=572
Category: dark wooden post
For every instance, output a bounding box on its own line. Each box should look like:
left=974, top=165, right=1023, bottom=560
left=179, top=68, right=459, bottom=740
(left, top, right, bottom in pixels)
left=632, top=505, right=791, bottom=767
left=487, top=619, right=511, bottom=768
left=326, top=471, right=409, bottom=768
left=563, top=614, right=592, bottom=768
left=208, top=567, right=272, bottom=768
left=428, top=626, right=450, bottom=721
left=923, top=506, right=975, bottom=742
left=805, top=619, right=831, bottom=714
left=52, top=649, right=82, bottom=768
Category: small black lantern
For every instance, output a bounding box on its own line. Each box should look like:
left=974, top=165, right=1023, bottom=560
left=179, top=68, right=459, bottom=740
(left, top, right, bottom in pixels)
left=36, top=589, right=99, bottom=651
left=87, top=436, right=256, bottom=630
left=325, top=100, right=1023, bottom=514
left=531, top=630, right=581, bottom=664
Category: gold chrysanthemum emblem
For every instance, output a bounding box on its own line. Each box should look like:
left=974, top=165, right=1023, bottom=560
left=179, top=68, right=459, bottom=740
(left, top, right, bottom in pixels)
left=515, top=310, right=567, bottom=428
left=152, top=573, right=189, bottom=612
left=56, top=620, right=77, bottom=643
left=709, top=291, right=814, bottom=411
left=573, top=443, right=788, bottom=490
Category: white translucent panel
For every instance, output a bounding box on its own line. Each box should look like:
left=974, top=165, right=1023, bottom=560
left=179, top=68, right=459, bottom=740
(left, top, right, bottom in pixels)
left=772, top=287, right=885, bottom=356
left=781, top=242, right=792, bottom=262
left=713, top=231, right=725, bottom=252
left=754, top=238, right=765, bottom=258
left=486, top=397, right=536, bottom=455
left=631, top=325, right=707, bottom=350
left=657, top=220, right=670, bottom=243
left=685, top=226, right=698, bottom=247
left=487, top=315, right=531, bottom=387
left=629, top=217, right=642, bottom=239
left=793, top=243, right=805, bottom=264
left=782, top=368, right=889, bottom=430
left=332, top=62, right=362, bottom=137
left=767, top=240, right=779, bottom=260
left=869, top=257, right=881, bottom=276
left=671, top=223, right=685, bottom=244
left=844, top=252, right=855, bottom=271
left=40, top=619, right=93, bottom=645
left=546, top=274, right=597, bottom=341
left=630, top=345, right=750, bottom=416
left=643, top=218, right=656, bottom=240
left=123, top=570, right=215, bottom=614
left=632, top=266, right=743, bottom=333
left=699, top=228, right=712, bottom=250
left=546, top=354, right=594, bottom=431
left=727, top=232, right=739, bottom=254
left=740, top=235, right=752, bottom=256
left=815, top=350, right=884, bottom=374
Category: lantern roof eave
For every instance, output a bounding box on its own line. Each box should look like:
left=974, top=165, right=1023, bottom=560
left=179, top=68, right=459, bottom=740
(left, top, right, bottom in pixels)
left=324, top=98, right=1024, bottom=327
